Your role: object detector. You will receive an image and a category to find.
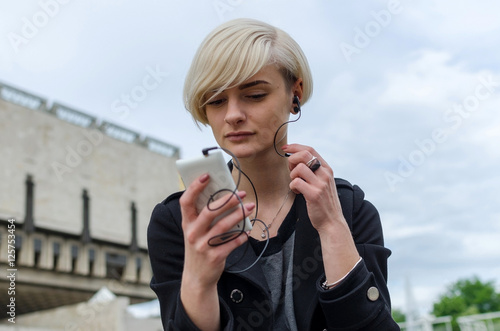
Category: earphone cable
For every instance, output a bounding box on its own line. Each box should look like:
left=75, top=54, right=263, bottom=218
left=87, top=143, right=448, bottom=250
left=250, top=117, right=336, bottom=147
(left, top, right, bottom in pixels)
left=273, top=110, right=301, bottom=157
left=204, top=147, right=270, bottom=274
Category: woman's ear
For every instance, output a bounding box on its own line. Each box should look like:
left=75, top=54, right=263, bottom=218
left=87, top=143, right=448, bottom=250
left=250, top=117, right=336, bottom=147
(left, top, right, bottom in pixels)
left=292, top=78, right=303, bottom=102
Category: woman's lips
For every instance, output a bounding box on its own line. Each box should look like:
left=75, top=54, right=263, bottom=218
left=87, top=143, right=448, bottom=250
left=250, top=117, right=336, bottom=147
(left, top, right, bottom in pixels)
left=225, top=131, right=254, bottom=142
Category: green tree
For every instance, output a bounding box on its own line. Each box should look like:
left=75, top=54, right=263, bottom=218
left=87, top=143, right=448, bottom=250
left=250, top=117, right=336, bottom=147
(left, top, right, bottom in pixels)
left=392, top=308, right=406, bottom=323
left=432, top=276, right=500, bottom=330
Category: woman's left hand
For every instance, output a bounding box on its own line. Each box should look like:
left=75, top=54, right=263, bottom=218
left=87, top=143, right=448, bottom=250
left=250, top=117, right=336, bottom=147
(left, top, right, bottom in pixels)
left=282, top=143, right=345, bottom=234
left=283, top=143, right=361, bottom=286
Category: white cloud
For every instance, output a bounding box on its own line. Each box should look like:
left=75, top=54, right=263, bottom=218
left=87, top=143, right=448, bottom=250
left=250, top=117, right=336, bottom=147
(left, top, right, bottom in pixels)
left=378, top=50, right=495, bottom=109
left=405, top=0, right=500, bottom=36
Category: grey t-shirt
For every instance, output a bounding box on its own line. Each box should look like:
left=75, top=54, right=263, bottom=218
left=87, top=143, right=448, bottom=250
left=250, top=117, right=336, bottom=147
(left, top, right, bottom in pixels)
left=260, top=231, right=298, bottom=331
left=250, top=196, right=299, bottom=331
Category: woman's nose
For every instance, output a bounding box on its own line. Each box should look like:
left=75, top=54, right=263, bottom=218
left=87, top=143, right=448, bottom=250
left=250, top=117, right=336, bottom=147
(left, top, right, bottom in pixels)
left=224, top=99, right=246, bottom=125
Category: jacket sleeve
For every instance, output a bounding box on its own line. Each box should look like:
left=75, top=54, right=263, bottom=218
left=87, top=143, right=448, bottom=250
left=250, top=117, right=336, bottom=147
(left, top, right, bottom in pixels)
left=147, top=193, right=234, bottom=331
left=318, top=185, right=400, bottom=330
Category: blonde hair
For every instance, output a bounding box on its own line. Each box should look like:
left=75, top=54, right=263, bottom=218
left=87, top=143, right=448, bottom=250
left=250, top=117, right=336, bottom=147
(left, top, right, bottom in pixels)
left=183, top=18, right=313, bottom=125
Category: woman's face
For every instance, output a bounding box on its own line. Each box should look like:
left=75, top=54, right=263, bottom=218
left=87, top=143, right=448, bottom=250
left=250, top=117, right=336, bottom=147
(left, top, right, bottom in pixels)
left=205, top=65, right=300, bottom=160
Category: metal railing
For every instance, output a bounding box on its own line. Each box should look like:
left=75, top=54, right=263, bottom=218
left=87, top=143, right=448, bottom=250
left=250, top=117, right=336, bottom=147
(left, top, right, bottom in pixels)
left=399, top=315, right=453, bottom=331
left=458, top=312, right=500, bottom=331
left=0, top=82, right=46, bottom=110
left=50, top=102, right=97, bottom=128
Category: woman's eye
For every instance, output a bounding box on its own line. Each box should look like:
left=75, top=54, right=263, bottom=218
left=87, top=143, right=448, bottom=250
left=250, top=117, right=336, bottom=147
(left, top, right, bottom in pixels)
left=247, top=94, right=266, bottom=100
left=207, top=99, right=225, bottom=106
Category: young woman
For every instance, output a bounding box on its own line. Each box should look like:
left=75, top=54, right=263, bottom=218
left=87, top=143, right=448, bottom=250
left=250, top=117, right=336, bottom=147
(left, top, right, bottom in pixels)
left=148, top=18, right=399, bottom=330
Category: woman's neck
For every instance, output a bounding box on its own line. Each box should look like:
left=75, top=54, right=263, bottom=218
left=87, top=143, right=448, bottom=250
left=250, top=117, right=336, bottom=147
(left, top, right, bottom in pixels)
left=232, top=152, right=291, bottom=205
left=232, top=151, right=295, bottom=240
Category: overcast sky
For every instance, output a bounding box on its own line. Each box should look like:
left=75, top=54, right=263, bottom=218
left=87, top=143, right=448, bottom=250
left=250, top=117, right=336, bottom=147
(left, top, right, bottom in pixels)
left=2, top=0, right=499, bottom=316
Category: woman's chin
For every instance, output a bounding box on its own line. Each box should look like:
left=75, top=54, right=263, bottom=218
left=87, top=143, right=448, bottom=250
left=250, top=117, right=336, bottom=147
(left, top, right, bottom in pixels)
left=226, top=145, right=279, bottom=162
left=222, top=145, right=257, bottom=159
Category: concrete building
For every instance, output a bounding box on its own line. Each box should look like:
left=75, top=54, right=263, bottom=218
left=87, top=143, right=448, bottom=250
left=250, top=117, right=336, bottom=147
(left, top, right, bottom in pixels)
left=0, top=81, right=180, bottom=325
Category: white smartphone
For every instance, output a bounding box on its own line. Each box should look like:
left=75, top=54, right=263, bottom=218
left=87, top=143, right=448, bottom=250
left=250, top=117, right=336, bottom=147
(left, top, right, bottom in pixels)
left=175, top=150, right=253, bottom=235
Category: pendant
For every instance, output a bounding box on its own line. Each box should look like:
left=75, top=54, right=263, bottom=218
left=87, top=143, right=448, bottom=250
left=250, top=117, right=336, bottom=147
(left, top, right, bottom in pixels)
left=261, top=232, right=266, bottom=239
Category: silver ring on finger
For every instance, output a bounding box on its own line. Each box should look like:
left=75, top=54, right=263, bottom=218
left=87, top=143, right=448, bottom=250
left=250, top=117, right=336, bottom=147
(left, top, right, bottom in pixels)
left=306, top=156, right=321, bottom=172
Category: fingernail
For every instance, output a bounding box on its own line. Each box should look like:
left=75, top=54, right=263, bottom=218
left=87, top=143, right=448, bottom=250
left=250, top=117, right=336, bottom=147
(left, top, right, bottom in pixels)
left=246, top=203, right=255, bottom=211
left=238, top=191, right=247, bottom=198
left=199, top=173, right=209, bottom=183
left=282, top=144, right=288, bottom=149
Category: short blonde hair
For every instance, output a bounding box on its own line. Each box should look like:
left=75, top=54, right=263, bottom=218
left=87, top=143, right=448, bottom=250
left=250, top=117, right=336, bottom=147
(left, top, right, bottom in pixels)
left=183, top=18, right=313, bottom=125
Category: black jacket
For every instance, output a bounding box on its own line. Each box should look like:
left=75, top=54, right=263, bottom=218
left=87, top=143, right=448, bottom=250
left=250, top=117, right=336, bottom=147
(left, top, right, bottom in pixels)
left=148, top=179, right=400, bottom=330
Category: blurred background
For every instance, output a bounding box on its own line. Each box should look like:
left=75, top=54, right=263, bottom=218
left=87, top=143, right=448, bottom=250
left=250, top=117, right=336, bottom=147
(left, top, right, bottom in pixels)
left=1, top=0, right=499, bottom=329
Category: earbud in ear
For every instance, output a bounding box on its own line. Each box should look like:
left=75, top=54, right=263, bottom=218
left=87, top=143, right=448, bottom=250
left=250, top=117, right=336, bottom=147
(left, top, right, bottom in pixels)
left=292, top=95, right=301, bottom=114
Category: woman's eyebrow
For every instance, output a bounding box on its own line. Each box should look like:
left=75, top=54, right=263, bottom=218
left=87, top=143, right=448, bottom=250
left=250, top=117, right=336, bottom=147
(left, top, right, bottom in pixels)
left=238, top=80, right=270, bottom=90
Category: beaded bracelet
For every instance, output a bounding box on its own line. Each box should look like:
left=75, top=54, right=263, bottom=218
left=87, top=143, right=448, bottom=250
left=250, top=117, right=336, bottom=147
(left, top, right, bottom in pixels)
left=321, top=257, right=363, bottom=290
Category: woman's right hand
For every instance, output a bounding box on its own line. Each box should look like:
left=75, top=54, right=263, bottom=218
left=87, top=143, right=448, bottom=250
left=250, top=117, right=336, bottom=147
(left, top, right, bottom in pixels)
left=179, top=173, right=254, bottom=330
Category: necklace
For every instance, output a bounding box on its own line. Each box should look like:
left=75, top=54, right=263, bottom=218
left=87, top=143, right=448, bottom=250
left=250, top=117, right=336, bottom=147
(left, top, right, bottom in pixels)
left=261, top=189, right=292, bottom=239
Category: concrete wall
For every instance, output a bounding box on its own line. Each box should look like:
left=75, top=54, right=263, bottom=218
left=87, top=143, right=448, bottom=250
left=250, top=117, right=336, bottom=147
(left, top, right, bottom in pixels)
left=0, top=90, right=180, bottom=249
